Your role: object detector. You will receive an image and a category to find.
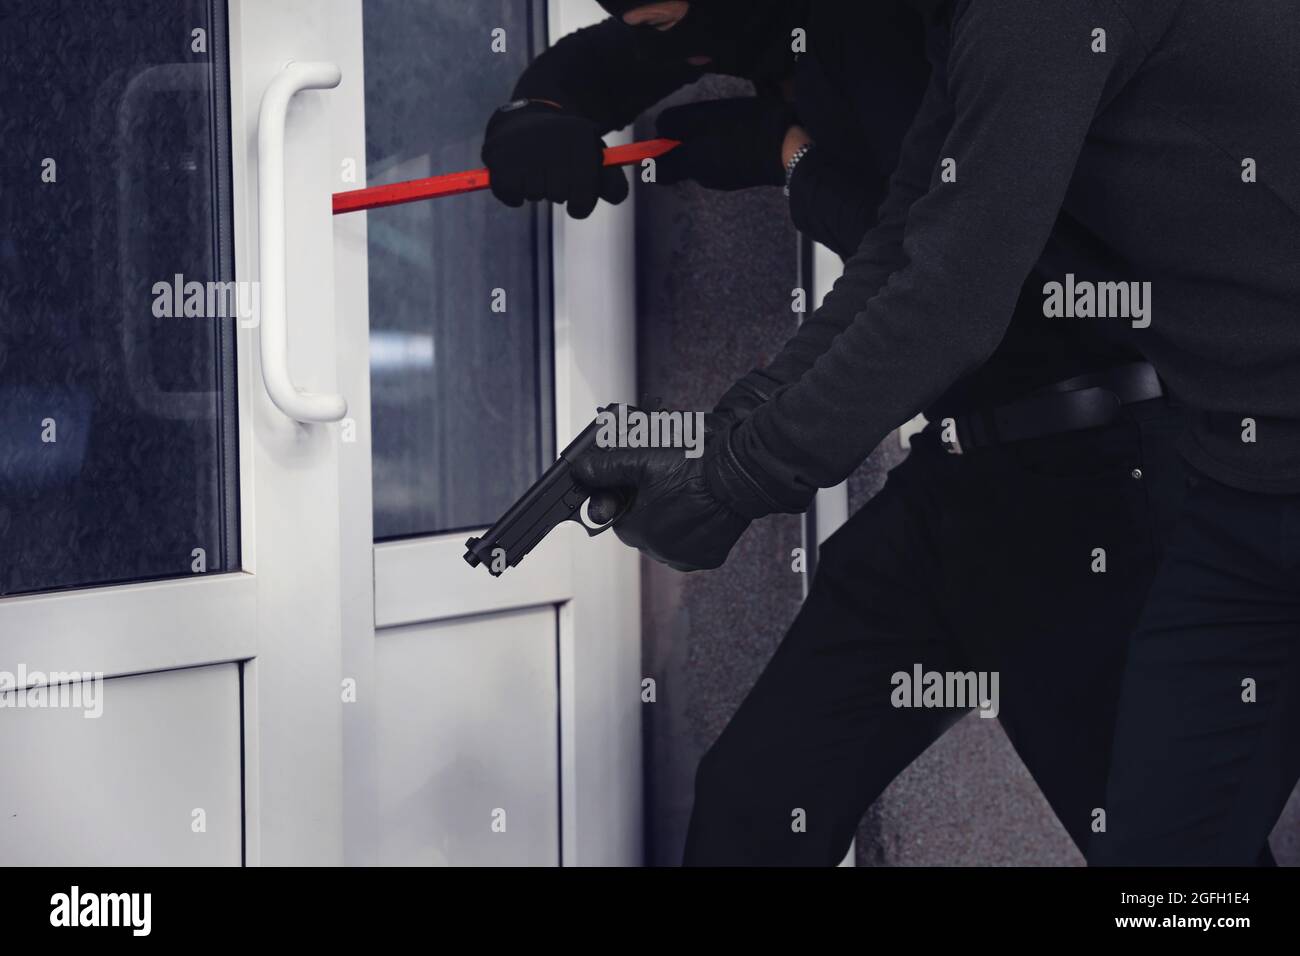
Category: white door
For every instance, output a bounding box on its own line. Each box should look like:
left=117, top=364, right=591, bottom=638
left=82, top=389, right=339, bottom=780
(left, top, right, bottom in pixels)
left=0, top=0, right=639, bottom=867
left=0, top=0, right=365, bottom=865
left=345, top=0, right=642, bottom=866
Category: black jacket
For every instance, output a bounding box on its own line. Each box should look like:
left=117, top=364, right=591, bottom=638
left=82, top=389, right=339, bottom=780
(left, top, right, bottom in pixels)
left=515, top=3, right=1138, bottom=423
left=727, top=0, right=1300, bottom=508
left=516, top=0, right=1300, bottom=502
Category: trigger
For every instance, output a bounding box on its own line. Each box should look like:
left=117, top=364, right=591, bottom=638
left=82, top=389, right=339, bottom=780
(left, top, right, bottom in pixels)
left=586, top=490, right=624, bottom=526
left=577, top=492, right=625, bottom=535
left=575, top=499, right=610, bottom=535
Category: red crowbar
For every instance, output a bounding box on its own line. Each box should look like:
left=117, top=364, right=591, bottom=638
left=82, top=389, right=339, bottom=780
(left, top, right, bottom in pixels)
left=331, top=137, right=680, bottom=215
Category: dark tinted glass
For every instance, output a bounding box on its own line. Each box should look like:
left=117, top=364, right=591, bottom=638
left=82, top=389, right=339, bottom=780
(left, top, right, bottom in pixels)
left=363, top=0, right=553, bottom=540
left=0, top=0, right=240, bottom=596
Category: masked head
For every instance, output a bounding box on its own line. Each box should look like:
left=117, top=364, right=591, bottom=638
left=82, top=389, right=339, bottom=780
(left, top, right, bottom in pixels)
left=597, top=0, right=805, bottom=79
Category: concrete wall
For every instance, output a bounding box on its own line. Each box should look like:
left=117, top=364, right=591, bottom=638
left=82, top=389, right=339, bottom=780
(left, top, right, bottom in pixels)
left=633, top=77, right=805, bottom=865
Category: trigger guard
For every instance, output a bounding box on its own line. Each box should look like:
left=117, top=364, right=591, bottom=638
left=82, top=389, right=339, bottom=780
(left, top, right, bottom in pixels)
left=572, top=495, right=628, bottom=535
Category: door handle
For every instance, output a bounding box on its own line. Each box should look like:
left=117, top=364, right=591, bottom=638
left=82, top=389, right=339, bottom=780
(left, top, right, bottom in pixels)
left=256, top=60, right=348, bottom=423
left=112, top=64, right=215, bottom=422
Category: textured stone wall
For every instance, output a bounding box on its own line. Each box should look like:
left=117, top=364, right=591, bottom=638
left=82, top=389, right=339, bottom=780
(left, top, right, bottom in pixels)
left=633, top=76, right=805, bottom=865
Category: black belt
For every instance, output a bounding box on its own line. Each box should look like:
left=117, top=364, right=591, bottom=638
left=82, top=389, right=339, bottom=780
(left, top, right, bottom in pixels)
left=928, top=361, right=1164, bottom=455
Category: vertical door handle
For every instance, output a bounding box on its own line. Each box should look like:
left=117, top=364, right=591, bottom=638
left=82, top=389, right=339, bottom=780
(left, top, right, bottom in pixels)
left=256, top=60, right=348, bottom=423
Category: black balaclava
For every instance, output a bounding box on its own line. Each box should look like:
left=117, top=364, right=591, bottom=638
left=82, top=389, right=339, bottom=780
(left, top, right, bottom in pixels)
left=596, top=0, right=805, bottom=81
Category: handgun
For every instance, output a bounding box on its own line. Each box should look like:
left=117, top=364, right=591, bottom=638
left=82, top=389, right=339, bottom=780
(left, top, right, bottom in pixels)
left=464, top=412, right=629, bottom=576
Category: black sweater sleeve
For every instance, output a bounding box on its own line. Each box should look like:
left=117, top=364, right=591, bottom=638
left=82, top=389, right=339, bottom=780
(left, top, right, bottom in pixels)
left=513, top=18, right=701, bottom=134
left=720, top=0, right=1144, bottom=514
left=712, top=68, right=950, bottom=422
left=786, top=150, right=891, bottom=262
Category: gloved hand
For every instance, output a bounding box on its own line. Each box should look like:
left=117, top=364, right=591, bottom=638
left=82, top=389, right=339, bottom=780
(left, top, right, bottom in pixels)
left=584, top=395, right=764, bottom=531
left=654, top=96, right=796, bottom=191
left=481, top=100, right=629, bottom=219
left=706, top=372, right=776, bottom=433
left=573, top=410, right=754, bottom=572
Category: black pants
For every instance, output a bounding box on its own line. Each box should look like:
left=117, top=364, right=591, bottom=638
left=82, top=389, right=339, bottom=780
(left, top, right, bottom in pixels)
left=683, top=398, right=1242, bottom=865
left=1087, top=472, right=1300, bottom=865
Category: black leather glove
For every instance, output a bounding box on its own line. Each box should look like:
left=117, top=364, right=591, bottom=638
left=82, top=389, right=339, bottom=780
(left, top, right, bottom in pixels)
left=481, top=100, right=630, bottom=219
left=706, top=372, right=777, bottom=434
left=654, top=96, right=796, bottom=191
left=585, top=393, right=768, bottom=531
left=572, top=410, right=755, bottom=572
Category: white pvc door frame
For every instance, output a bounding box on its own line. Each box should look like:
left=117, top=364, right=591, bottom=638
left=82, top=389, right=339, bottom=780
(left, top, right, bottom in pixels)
left=228, top=0, right=363, bottom=865
left=0, top=0, right=361, bottom=867
left=0, top=0, right=644, bottom=868
left=360, top=0, right=642, bottom=866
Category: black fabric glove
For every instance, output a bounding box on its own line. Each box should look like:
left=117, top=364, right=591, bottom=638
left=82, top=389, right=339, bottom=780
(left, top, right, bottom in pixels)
left=654, top=96, right=796, bottom=191
left=481, top=101, right=630, bottom=219
left=572, top=410, right=757, bottom=571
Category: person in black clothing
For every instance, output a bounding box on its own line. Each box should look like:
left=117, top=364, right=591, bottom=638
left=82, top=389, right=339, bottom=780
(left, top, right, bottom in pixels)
left=483, top=0, right=1295, bottom=864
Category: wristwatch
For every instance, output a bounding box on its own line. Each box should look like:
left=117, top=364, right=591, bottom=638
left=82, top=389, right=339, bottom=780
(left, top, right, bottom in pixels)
left=783, top=142, right=813, bottom=197
left=498, top=96, right=564, bottom=114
